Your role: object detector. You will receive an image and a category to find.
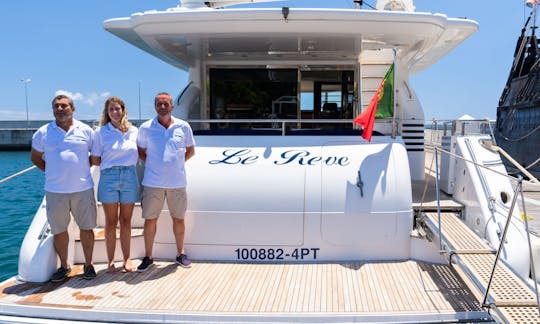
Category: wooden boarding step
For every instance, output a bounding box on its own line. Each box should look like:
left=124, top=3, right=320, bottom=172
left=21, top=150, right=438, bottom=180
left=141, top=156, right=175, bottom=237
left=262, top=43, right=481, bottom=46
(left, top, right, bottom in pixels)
left=422, top=212, right=540, bottom=323
left=93, top=227, right=144, bottom=241
left=423, top=212, right=494, bottom=254
left=72, top=227, right=145, bottom=264
left=73, top=227, right=144, bottom=241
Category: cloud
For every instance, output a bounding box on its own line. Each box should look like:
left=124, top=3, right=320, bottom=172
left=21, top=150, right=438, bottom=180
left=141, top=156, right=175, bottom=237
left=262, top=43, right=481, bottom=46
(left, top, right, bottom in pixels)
left=55, top=90, right=111, bottom=107
left=55, top=90, right=84, bottom=101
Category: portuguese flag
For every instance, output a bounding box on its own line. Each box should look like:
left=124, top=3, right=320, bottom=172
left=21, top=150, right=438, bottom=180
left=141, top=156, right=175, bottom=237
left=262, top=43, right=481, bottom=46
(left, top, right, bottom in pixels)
left=353, top=63, right=394, bottom=142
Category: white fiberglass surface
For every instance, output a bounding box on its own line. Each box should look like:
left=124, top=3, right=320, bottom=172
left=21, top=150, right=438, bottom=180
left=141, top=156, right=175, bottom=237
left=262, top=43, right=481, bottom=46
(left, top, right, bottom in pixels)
left=163, top=136, right=413, bottom=260
left=186, top=162, right=305, bottom=245
left=321, top=142, right=413, bottom=258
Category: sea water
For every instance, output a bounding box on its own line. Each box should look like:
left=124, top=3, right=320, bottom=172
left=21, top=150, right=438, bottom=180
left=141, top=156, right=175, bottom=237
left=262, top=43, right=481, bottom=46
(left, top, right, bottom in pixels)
left=0, top=151, right=44, bottom=282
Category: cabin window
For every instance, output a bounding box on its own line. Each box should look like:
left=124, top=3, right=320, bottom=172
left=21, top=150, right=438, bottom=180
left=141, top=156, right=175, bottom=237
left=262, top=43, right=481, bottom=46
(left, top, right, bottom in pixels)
left=210, top=68, right=297, bottom=123
left=206, top=67, right=356, bottom=135
left=298, top=70, right=354, bottom=129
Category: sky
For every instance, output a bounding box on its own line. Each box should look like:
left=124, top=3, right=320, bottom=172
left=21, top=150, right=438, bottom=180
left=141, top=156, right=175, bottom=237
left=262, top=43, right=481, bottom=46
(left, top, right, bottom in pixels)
left=0, top=0, right=533, bottom=122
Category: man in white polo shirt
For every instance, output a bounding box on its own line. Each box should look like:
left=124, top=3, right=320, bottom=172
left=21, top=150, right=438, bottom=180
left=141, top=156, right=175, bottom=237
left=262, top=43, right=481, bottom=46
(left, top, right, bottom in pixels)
left=30, top=94, right=97, bottom=282
left=136, top=92, right=195, bottom=272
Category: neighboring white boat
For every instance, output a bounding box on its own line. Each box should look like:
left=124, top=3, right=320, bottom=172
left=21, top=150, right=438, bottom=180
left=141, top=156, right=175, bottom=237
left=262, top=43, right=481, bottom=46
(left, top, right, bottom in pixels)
left=1, top=0, right=539, bottom=323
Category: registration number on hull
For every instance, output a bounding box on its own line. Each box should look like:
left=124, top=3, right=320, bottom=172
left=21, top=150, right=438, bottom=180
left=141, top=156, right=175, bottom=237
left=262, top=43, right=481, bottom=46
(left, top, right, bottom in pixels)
left=234, top=248, right=319, bottom=261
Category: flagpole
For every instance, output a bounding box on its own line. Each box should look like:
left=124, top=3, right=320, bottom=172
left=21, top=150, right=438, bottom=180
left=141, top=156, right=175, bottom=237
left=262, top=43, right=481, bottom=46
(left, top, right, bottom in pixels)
left=356, top=60, right=362, bottom=120
left=391, top=48, right=397, bottom=139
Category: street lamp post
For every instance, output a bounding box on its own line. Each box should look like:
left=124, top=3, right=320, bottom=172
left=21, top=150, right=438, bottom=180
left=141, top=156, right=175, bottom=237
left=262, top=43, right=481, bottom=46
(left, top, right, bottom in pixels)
left=20, top=78, right=31, bottom=129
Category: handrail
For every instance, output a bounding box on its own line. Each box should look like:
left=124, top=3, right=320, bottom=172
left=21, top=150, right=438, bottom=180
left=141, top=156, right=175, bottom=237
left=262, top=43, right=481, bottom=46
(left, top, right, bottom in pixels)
left=428, top=118, right=522, bottom=175
left=427, top=142, right=539, bottom=188
left=187, top=118, right=399, bottom=125
left=485, top=118, right=497, bottom=145
left=428, top=118, right=495, bottom=137
left=38, top=224, right=50, bottom=240
left=188, top=118, right=395, bottom=124
left=429, top=138, right=539, bottom=310
left=434, top=146, right=443, bottom=252
left=0, top=165, right=36, bottom=184
left=428, top=145, right=514, bottom=180
left=188, top=118, right=396, bottom=137
left=480, top=140, right=539, bottom=183
left=482, top=177, right=522, bottom=307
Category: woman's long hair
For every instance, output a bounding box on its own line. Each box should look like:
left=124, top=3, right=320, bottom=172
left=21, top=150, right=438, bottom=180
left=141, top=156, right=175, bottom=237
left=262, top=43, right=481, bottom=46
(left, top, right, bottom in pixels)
left=100, top=96, right=132, bottom=132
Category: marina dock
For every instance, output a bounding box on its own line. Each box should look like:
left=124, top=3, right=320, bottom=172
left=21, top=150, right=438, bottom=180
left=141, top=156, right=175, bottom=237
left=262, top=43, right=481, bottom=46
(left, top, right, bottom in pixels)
left=0, top=120, right=142, bottom=150
left=0, top=129, right=35, bottom=150
left=0, top=121, right=56, bottom=150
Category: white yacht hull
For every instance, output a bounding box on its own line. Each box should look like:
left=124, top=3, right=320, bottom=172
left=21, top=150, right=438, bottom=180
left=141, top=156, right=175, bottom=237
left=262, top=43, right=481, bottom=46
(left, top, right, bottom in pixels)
left=2, top=1, right=537, bottom=323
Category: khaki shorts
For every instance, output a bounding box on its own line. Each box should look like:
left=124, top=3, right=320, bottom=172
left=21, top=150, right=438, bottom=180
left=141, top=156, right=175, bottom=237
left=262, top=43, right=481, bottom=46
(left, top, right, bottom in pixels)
left=45, top=189, right=97, bottom=235
left=141, top=186, right=187, bottom=220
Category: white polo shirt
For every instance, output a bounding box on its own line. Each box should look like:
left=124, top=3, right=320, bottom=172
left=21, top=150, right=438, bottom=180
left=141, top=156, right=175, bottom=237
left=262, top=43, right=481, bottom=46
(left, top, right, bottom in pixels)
left=32, top=119, right=94, bottom=193
left=137, top=116, right=195, bottom=189
left=91, top=123, right=139, bottom=170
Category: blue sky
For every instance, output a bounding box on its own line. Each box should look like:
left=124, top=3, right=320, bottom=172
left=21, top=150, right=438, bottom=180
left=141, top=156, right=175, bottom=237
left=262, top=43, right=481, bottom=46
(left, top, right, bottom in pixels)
left=0, top=0, right=532, bottom=122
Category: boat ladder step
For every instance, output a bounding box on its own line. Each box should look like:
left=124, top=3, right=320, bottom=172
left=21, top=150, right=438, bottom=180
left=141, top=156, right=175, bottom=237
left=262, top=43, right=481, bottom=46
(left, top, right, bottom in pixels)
left=422, top=212, right=540, bottom=323
left=449, top=249, right=495, bottom=254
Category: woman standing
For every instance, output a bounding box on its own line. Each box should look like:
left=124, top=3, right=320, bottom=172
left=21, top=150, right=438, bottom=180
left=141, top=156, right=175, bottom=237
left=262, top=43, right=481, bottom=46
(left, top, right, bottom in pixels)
left=91, top=96, right=140, bottom=272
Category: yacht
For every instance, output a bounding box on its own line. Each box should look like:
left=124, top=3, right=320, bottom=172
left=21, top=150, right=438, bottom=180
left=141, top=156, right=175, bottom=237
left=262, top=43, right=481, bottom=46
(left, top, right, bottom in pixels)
left=1, top=0, right=539, bottom=323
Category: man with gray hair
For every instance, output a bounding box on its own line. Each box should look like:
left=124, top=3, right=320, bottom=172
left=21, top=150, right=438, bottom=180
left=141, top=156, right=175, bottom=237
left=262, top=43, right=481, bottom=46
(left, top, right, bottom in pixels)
left=136, top=92, right=195, bottom=272
left=30, top=94, right=97, bottom=281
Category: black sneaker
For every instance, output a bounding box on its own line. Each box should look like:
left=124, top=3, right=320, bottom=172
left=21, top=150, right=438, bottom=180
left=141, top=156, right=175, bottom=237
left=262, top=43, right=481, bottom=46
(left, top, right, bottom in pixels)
left=175, top=254, right=192, bottom=268
left=50, top=267, right=71, bottom=282
left=83, top=265, right=97, bottom=280
left=137, top=257, right=154, bottom=272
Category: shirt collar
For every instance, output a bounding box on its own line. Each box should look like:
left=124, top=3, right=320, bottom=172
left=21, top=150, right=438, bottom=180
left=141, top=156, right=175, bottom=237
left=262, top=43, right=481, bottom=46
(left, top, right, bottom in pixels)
left=106, top=122, right=121, bottom=133
left=52, top=118, right=80, bottom=131
left=152, top=116, right=176, bottom=129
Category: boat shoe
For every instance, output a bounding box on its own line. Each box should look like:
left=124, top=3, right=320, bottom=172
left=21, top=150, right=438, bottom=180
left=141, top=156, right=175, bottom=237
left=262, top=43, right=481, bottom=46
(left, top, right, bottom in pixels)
left=176, top=254, right=192, bottom=268
left=50, top=267, right=71, bottom=282
left=83, top=265, right=97, bottom=280
left=137, top=256, right=154, bottom=272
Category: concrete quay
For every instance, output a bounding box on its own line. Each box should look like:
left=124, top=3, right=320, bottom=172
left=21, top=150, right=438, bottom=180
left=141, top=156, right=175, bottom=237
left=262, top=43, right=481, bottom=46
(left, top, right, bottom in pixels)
left=0, top=128, right=36, bottom=150
left=0, top=120, right=149, bottom=150
left=0, top=120, right=94, bottom=150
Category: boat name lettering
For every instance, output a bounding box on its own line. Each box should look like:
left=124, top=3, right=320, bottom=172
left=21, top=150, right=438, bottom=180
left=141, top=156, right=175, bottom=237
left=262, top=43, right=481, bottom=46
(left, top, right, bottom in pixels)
left=209, top=149, right=349, bottom=166
left=274, top=150, right=349, bottom=166
left=234, top=248, right=320, bottom=261
left=209, top=149, right=258, bottom=165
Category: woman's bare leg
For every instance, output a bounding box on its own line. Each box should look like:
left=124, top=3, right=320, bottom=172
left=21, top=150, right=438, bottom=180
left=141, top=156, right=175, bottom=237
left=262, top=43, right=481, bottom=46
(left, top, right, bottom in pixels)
left=119, top=203, right=135, bottom=271
left=103, top=203, right=120, bottom=271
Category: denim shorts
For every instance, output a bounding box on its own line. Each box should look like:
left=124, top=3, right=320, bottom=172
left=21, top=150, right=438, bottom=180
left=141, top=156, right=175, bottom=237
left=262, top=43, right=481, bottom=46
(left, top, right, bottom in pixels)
left=98, top=165, right=140, bottom=204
